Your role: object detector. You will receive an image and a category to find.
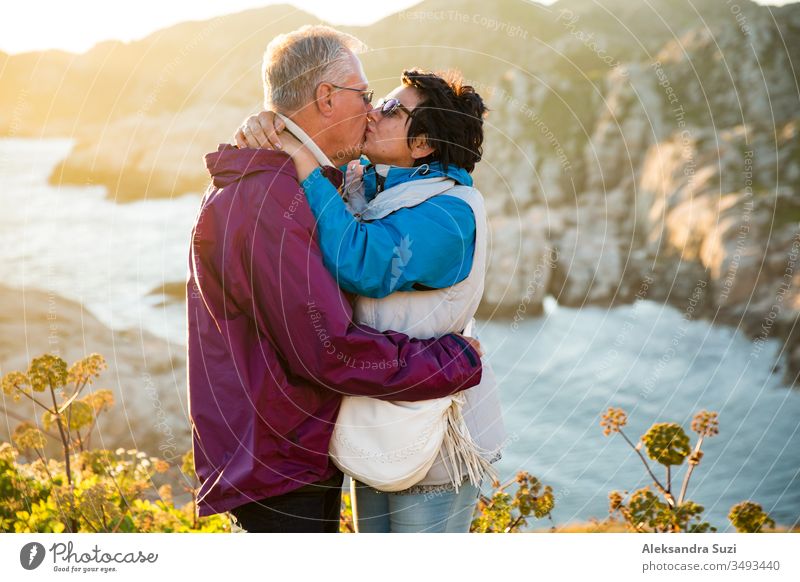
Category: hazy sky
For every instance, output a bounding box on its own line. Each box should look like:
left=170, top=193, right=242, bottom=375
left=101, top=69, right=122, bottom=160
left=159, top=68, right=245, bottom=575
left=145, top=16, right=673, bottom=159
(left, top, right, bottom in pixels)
left=1, top=0, right=796, bottom=54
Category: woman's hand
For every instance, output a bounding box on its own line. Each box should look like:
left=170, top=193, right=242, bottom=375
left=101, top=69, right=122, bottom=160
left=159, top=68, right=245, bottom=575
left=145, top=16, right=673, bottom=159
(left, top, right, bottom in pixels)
left=233, top=111, right=319, bottom=181
left=280, top=133, right=319, bottom=182
left=234, top=111, right=285, bottom=149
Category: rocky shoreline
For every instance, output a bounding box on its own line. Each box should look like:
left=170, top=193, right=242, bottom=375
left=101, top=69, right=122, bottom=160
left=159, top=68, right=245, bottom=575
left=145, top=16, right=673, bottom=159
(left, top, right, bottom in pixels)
left=1, top=0, right=798, bottom=384
left=0, top=284, right=190, bottom=459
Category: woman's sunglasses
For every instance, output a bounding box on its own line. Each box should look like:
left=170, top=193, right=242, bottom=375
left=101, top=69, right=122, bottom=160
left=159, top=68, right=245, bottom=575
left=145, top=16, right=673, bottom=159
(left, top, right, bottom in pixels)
left=375, top=98, right=413, bottom=118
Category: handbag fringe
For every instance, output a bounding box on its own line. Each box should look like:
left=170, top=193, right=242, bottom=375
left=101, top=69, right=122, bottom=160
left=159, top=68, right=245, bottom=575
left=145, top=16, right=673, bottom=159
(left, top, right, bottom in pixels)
left=440, top=395, right=497, bottom=492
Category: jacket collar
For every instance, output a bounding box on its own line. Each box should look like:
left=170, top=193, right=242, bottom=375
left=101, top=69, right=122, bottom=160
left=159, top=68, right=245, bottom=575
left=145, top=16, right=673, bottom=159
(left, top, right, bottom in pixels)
left=205, top=144, right=295, bottom=188
left=276, top=113, right=335, bottom=167
left=362, top=161, right=473, bottom=201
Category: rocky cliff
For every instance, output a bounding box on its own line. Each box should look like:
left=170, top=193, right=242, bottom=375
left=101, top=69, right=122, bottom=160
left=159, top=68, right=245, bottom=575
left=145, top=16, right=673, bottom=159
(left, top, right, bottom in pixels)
left=1, top=0, right=798, bottom=383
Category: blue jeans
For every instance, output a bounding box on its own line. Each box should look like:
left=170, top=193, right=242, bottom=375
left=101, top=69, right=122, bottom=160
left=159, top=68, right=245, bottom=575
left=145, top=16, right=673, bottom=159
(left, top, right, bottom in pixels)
left=351, top=479, right=480, bottom=533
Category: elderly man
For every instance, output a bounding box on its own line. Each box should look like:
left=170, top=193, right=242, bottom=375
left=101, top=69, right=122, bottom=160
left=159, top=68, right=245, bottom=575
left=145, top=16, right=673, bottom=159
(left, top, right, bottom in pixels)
left=187, top=25, right=483, bottom=533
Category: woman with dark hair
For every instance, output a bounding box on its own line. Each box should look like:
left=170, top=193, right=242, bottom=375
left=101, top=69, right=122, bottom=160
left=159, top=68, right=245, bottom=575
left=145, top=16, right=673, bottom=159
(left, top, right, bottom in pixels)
left=237, top=69, right=506, bottom=533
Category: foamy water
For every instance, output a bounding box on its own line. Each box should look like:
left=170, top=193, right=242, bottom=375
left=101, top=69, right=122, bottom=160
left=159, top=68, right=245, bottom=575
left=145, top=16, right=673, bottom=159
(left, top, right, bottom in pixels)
left=0, top=138, right=199, bottom=345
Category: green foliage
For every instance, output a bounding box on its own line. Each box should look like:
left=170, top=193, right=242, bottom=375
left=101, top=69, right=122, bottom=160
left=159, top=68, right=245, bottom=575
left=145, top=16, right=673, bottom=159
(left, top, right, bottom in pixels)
left=1, top=444, right=230, bottom=532
left=0, top=353, right=228, bottom=533
left=28, top=354, right=68, bottom=393
left=67, top=353, right=106, bottom=387
left=2, top=371, right=28, bottom=402
left=12, top=423, right=47, bottom=452
left=8, top=353, right=780, bottom=534
left=0, top=443, right=49, bottom=531
left=612, top=487, right=715, bottom=533
left=642, top=423, right=691, bottom=467
left=471, top=472, right=555, bottom=533
left=601, top=407, right=775, bottom=533
left=729, top=501, right=776, bottom=533
left=181, top=450, right=195, bottom=478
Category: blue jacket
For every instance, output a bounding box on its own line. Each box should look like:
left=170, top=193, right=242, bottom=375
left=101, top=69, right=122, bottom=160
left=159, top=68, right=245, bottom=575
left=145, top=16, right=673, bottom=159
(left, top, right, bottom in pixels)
left=301, top=160, right=477, bottom=298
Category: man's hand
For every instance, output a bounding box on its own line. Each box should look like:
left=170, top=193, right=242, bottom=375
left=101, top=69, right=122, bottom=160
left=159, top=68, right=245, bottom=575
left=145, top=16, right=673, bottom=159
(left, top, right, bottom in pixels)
left=234, top=111, right=286, bottom=149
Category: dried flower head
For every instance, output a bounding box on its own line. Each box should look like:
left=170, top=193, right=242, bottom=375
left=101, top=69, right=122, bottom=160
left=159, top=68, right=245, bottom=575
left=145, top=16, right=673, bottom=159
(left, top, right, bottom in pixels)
left=1, top=371, right=28, bottom=401
left=609, top=491, right=624, bottom=512
left=68, top=353, right=107, bottom=387
left=691, top=410, right=719, bottom=437
left=601, top=407, right=628, bottom=436
left=12, top=422, right=47, bottom=452
left=27, top=354, right=68, bottom=392
left=158, top=484, right=173, bottom=504
left=81, top=389, right=114, bottom=414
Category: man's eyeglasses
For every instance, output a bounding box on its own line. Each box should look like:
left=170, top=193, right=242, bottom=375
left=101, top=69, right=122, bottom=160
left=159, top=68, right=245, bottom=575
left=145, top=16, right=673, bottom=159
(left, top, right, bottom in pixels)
left=330, top=84, right=374, bottom=105
left=375, top=98, right=413, bottom=118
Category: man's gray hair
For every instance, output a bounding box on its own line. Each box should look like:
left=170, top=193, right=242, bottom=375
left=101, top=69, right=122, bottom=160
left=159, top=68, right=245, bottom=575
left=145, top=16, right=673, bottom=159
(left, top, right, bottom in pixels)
left=262, top=25, right=366, bottom=112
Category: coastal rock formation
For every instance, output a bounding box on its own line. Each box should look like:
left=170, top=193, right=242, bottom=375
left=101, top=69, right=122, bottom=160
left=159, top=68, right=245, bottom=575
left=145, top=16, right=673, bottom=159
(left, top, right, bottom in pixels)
left=0, top=285, right=189, bottom=458
left=1, top=0, right=797, bottom=382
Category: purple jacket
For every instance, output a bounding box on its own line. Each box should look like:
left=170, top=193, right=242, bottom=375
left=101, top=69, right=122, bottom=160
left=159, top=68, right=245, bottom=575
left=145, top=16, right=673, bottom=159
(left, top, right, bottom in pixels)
left=187, top=145, right=483, bottom=517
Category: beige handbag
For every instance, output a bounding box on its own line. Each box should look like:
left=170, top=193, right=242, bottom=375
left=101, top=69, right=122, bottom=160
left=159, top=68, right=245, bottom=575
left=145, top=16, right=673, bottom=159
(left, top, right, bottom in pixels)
left=329, top=364, right=494, bottom=492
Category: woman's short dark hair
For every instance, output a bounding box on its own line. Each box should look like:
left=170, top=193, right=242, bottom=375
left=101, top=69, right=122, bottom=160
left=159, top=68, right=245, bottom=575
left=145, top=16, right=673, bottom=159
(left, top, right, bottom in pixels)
left=401, top=69, right=488, bottom=173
